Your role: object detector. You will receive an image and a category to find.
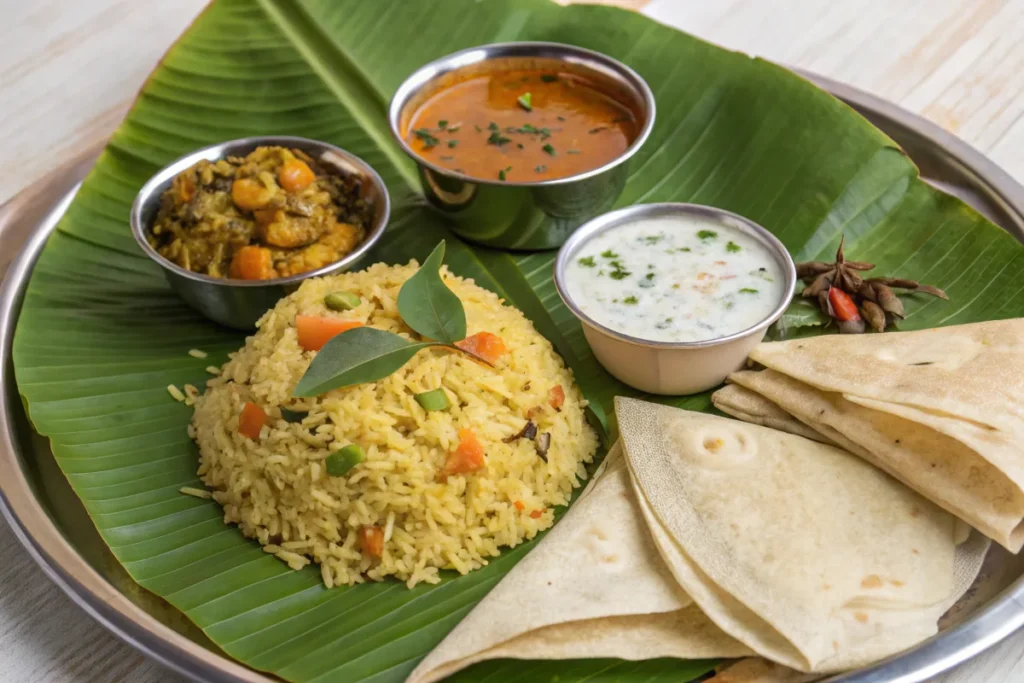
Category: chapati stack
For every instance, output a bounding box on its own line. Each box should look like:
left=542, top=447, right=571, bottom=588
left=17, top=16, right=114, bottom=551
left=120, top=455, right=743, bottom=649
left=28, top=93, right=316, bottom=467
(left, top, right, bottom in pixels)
left=713, top=319, right=1024, bottom=552
left=408, top=395, right=988, bottom=682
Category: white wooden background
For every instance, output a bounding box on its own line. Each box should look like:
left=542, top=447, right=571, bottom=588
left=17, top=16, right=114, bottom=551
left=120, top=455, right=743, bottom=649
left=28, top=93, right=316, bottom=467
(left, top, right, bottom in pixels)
left=2, top=0, right=1024, bottom=680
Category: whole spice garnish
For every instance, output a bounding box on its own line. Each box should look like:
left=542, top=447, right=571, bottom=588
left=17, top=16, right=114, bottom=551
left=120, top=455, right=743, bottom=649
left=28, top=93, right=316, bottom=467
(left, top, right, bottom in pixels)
left=796, top=236, right=948, bottom=333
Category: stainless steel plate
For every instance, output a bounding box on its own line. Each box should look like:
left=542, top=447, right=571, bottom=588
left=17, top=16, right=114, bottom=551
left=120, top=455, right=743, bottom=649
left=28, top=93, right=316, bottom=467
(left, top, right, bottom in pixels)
left=2, top=75, right=1024, bottom=683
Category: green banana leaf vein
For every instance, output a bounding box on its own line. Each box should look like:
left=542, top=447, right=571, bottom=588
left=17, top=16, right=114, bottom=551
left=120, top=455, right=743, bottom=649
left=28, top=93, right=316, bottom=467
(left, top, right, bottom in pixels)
left=12, top=0, right=1024, bottom=681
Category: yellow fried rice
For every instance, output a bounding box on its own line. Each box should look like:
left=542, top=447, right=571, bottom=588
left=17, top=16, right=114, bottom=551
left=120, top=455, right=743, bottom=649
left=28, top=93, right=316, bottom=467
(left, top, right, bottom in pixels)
left=191, top=260, right=598, bottom=587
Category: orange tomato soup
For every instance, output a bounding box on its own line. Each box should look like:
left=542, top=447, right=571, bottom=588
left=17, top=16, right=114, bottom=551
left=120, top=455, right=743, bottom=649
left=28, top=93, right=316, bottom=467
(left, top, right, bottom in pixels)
left=405, top=68, right=639, bottom=182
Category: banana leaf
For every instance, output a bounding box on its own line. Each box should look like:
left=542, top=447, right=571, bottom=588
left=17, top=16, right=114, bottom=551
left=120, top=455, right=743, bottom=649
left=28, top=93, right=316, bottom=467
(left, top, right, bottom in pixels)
left=12, top=0, right=1024, bottom=681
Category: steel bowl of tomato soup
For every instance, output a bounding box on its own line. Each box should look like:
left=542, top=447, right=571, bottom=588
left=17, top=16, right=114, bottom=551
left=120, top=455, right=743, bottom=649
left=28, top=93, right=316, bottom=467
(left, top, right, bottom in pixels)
left=388, top=42, right=655, bottom=250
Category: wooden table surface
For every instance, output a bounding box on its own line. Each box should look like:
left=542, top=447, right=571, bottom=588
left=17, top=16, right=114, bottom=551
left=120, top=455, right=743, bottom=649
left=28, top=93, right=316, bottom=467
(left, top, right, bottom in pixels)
left=2, top=0, right=1024, bottom=681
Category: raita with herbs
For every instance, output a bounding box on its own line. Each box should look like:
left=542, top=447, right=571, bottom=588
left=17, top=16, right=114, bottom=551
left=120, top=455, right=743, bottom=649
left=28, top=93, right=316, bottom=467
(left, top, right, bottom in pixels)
left=403, top=67, right=639, bottom=182
left=564, top=215, right=786, bottom=342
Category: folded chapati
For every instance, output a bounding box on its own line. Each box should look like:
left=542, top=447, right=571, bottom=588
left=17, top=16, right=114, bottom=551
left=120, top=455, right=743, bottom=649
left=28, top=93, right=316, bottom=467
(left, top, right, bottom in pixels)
left=616, top=397, right=988, bottom=673
left=721, top=319, right=1024, bottom=551
left=711, top=383, right=836, bottom=446
left=406, top=444, right=752, bottom=683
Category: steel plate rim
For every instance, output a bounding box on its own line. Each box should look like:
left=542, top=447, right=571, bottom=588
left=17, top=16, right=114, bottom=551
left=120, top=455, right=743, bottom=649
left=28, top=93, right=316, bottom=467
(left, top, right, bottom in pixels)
left=1, top=73, right=1024, bottom=683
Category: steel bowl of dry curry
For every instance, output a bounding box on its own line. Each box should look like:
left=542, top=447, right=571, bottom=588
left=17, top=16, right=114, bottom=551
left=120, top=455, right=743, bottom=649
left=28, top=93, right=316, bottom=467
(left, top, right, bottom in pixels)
left=131, top=136, right=390, bottom=329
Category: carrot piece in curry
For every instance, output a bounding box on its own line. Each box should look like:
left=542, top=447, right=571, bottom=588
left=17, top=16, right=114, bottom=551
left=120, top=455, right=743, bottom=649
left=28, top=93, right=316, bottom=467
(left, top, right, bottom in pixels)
left=443, top=428, right=486, bottom=477
left=296, top=315, right=363, bottom=351
left=229, top=245, right=275, bottom=280
left=231, top=177, right=271, bottom=211
left=278, top=159, right=316, bottom=192
left=455, top=332, right=507, bottom=364
left=238, top=402, right=266, bottom=440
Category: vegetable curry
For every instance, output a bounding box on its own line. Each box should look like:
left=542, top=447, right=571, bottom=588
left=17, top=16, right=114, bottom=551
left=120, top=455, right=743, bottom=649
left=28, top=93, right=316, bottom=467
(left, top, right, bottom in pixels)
left=149, top=147, right=372, bottom=280
left=405, top=68, right=639, bottom=182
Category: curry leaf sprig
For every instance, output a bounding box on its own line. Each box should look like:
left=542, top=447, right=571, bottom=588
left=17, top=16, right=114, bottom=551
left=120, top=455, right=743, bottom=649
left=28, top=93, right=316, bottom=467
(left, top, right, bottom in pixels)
left=293, top=241, right=487, bottom=397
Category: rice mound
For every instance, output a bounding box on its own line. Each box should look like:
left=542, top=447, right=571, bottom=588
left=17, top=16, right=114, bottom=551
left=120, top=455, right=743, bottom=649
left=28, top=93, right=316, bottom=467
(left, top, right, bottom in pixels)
left=192, top=260, right=598, bottom=587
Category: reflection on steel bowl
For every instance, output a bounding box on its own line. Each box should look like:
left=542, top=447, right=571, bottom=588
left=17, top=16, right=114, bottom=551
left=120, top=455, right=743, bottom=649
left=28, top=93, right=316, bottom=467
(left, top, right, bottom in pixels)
left=388, top=42, right=655, bottom=251
left=131, top=136, right=390, bottom=330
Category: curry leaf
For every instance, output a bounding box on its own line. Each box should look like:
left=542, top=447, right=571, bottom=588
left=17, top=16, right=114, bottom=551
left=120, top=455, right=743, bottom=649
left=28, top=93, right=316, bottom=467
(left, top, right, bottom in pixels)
left=396, top=241, right=468, bottom=343
left=293, top=327, right=437, bottom=396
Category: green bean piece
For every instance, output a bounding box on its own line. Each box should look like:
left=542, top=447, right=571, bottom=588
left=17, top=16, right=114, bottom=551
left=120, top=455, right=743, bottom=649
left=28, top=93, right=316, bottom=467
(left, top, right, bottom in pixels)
left=325, top=444, right=365, bottom=476
left=324, top=291, right=361, bottom=311
left=414, top=388, right=451, bottom=411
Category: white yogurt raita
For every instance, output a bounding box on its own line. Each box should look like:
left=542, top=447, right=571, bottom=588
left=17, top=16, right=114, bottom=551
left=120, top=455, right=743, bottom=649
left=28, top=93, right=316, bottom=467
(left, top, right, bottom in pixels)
left=564, top=214, right=785, bottom=343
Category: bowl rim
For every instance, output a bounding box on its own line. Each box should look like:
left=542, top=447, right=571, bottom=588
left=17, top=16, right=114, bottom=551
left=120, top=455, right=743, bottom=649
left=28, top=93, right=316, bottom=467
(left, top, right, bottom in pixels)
left=386, top=41, right=657, bottom=188
left=129, top=135, right=391, bottom=288
left=554, top=202, right=798, bottom=349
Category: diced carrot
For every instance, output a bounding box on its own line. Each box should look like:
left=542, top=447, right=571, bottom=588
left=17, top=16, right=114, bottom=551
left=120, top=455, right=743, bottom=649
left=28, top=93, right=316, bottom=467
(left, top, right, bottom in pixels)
left=455, top=332, right=507, bottom=365
left=278, top=159, right=316, bottom=192
left=360, top=526, right=384, bottom=558
left=530, top=509, right=543, bottom=519
left=442, top=428, right=486, bottom=477
left=548, top=385, right=565, bottom=410
left=229, top=245, right=275, bottom=280
left=296, top=315, right=363, bottom=351
left=239, top=402, right=266, bottom=440
left=514, top=500, right=525, bottom=511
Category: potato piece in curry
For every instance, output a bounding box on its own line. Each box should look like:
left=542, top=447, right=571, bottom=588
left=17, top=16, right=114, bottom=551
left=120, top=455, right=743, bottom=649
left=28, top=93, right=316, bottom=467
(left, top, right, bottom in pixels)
left=148, top=146, right=371, bottom=280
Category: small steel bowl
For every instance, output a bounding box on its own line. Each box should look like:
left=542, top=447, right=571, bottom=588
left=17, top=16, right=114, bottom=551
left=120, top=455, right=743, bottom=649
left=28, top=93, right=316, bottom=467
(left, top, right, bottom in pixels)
left=388, top=42, right=655, bottom=251
left=554, top=203, right=797, bottom=395
left=130, top=136, right=390, bottom=330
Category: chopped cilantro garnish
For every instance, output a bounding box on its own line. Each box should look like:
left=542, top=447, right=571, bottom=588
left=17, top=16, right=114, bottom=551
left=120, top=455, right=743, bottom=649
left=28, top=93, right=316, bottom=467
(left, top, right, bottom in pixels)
left=488, top=122, right=499, bottom=131
left=447, top=140, right=459, bottom=148
left=518, top=123, right=539, bottom=134
left=541, top=74, right=558, bottom=83
left=438, top=119, right=448, bottom=129
left=643, top=235, right=662, bottom=244
left=447, top=122, right=461, bottom=132
left=557, top=115, right=566, bottom=121
left=517, top=143, right=524, bottom=149
left=539, top=127, right=552, bottom=139
left=535, top=165, right=547, bottom=173
left=413, top=128, right=440, bottom=148
left=497, top=166, right=512, bottom=181
left=739, top=288, right=759, bottom=294
left=622, top=295, right=639, bottom=305
left=608, top=260, right=631, bottom=280
left=578, top=256, right=596, bottom=267
left=474, top=124, right=482, bottom=132
left=487, top=131, right=511, bottom=146
left=726, top=241, right=741, bottom=253
left=600, top=250, right=619, bottom=259
left=645, top=272, right=655, bottom=280
left=697, top=230, right=718, bottom=240
left=517, top=92, right=533, bottom=111
left=542, top=143, right=556, bottom=156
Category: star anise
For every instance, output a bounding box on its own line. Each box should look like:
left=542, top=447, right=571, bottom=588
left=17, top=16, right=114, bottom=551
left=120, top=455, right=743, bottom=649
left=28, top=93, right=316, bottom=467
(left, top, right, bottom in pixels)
left=795, top=237, right=948, bottom=333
